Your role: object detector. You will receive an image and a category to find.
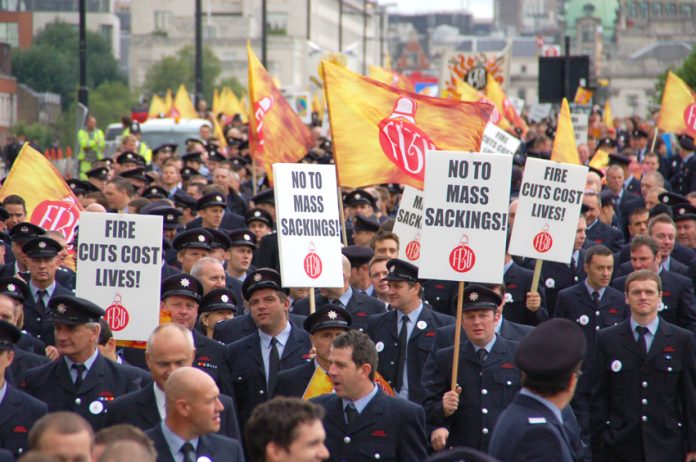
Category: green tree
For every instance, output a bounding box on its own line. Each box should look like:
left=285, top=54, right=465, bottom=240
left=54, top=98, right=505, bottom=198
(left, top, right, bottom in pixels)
left=218, top=77, right=246, bottom=98
left=143, top=45, right=222, bottom=103
left=12, top=21, right=124, bottom=110
left=11, top=122, right=53, bottom=149
left=89, top=80, right=135, bottom=129
left=654, top=47, right=696, bottom=109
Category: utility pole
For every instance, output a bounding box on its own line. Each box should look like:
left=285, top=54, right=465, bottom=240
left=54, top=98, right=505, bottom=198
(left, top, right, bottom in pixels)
left=262, top=0, right=268, bottom=66
left=78, top=0, right=88, bottom=106
left=195, top=0, right=203, bottom=109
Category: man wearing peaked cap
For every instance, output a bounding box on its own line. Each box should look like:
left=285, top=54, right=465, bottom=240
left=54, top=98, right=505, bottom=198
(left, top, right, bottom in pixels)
left=591, top=270, right=696, bottom=462
left=245, top=208, right=274, bottom=244
left=172, top=228, right=212, bottom=274
left=115, top=151, right=146, bottom=172
left=86, top=166, right=109, bottom=189
left=0, top=319, right=48, bottom=458
left=352, top=215, right=380, bottom=247
left=23, top=295, right=143, bottom=429
left=673, top=202, right=696, bottom=250
left=274, top=305, right=352, bottom=399
left=198, top=287, right=238, bottom=338
left=489, top=318, right=587, bottom=462
left=422, top=284, right=518, bottom=453
left=148, top=206, right=182, bottom=242
left=344, top=189, right=375, bottom=217
left=0, top=275, right=47, bottom=358
left=367, top=259, right=454, bottom=406
left=671, top=133, right=696, bottom=196
left=19, top=236, right=74, bottom=346
left=218, top=267, right=311, bottom=430
left=225, top=228, right=256, bottom=283
left=196, top=192, right=227, bottom=230
left=180, top=166, right=199, bottom=181
left=160, top=274, right=227, bottom=382
left=119, top=167, right=152, bottom=190
left=205, top=227, right=232, bottom=263
left=342, top=245, right=374, bottom=296
left=142, top=185, right=169, bottom=200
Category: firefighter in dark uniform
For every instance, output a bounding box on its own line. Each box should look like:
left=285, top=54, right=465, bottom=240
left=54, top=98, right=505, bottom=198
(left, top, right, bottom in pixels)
left=23, top=295, right=143, bottom=429
left=423, top=285, right=521, bottom=452
left=671, top=134, right=696, bottom=196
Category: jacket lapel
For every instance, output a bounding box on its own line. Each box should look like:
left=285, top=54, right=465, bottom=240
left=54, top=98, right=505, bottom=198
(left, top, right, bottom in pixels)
left=645, top=319, right=673, bottom=362
left=138, top=386, right=162, bottom=428
left=409, top=307, right=432, bottom=342
left=349, top=389, right=385, bottom=434
left=0, top=386, right=20, bottom=427
left=281, top=326, right=307, bottom=364
left=245, top=332, right=265, bottom=369
left=78, top=352, right=106, bottom=395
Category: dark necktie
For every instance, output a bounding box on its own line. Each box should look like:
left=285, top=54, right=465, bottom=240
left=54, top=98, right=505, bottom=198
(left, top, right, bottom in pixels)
left=268, top=337, right=280, bottom=393
left=636, top=326, right=649, bottom=358
left=36, top=289, right=47, bottom=313
left=592, top=290, right=600, bottom=308
left=393, top=316, right=409, bottom=392
left=477, top=347, right=488, bottom=364
left=345, top=403, right=358, bottom=425
left=180, top=442, right=195, bottom=462
left=72, top=364, right=86, bottom=391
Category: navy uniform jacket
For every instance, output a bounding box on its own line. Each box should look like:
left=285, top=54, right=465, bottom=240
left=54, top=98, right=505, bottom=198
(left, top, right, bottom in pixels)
left=146, top=424, right=244, bottom=462
left=312, top=388, right=428, bottom=462
left=612, top=271, right=696, bottom=334
left=120, top=330, right=226, bottom=380
left=0, top=449, right=11, bottom=462
left=671, top=154, right=696, bottom=196
left=15, top=332, right=45, bottom=356
left=585, top=220, right=624, bottom=253
left=224, top=274, right=244, bottom=308
left=253, top=232, right=280, bottom=272
left=591, top=319, right=696, bottom=462
left=422, top=337, right=520, bottom=451
left=489, top=393, right=576, bottom=462
left=184, top=211, right=245, bottom=232
left=532, top=251, right=587, bottom=316
left=554, top=283, right=629, bottom=395
left=273, top=361, right=321, bottom=399
left=219, top=325, right=311, bottom=430
left=213, top=313, right=307, bottom=345
left=503, top=262, right=549, bottom=326
left=293, top=292, right=386, bottom=332
left=0, top=385, right=47, bottom=458
left=6, top=349, right=49, bottom=387
left=365, top=306, right=454, bottom=404
left=22, top=283, right=73, bottom=345
left=161, top=263, right=180, bottom=280
left=23, top=352, right=143, bottom=429
left=421, top=279, right=460, bottom=316
left=104, top=384, right=241, bottom=442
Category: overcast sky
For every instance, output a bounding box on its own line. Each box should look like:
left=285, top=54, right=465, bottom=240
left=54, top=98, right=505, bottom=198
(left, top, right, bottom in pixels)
left=391, top=0, right=494, bottom=18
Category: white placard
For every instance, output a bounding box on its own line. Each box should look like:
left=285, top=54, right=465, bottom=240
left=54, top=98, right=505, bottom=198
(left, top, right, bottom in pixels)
left=508, top=96, right=526, bottom=116
left=570, top=111, right=589, bottom=145
left=393, top=185, right=423, bottom=264
left=528, top=103, right=552, bottom=122
left=481, top=123, right=521, bottom=156
left=419, top=151, right=512, bottom=283
left=508, top=158, right=588, bottom=263
left=273, top=163, right=343, bottom=287
left=75, top=212, right=163, bottom=342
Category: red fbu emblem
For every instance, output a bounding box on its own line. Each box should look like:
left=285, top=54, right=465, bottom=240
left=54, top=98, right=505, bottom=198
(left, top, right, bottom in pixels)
left=105, top=293, right=129, bottom=331
left=30, top=198, right=80, bottom=244
left=303, top=242, right=322, bottom=279
left=684, top=103, right=696, bottom=134
left=405, top=235, right=421, bottom=261
left=532, top=225, right=553, bottom=253
left=449, top=235, right=476, bottom=273
left=254, top=96, right=274, bottom=153
left=378, top=97, right=438, bottom=181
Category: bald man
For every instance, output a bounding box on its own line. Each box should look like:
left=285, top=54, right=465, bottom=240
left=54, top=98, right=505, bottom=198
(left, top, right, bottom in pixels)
left=105, top=324, right=241, bottom=442
left=292, top=256, right=386, bottom=331
left=146, top=367, right=244, bottom=462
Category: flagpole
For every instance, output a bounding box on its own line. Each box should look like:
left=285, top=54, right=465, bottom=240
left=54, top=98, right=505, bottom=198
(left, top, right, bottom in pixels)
left=530, top=259, right=543, bottom=292
left=337, top=186, right=348, bottom=246
left=450, top=281, right=464, bottom=391
left=650, top=127, right=660, bottom=153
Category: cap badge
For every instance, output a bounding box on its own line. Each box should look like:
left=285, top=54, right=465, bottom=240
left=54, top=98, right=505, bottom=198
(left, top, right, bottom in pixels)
left=355, top=193, right=361, bottom=199
left=680, top=208, right=686, bottom=215
left=7, top=283, right=15, bottom=292
left=254, top=211, right=261, bottom=217
left=197, top=235, right=206, bottom=242
left=20, top=226, right=28, bottom=233
left=662, top=196, right=669, bottom=203
left=244, top=234, right=251, bottom=240
left=215, top=196, right=222, bottom=202
left=167, top=215, right=174, bottom=221
left=254, top=273, right=263, bottom=282
left=180, top=278, right=190, bottom=287
left=38, top=241, right=46, bottom=249
left=221, top=294, right=229, bottom=303
left=469, top=292, right=479, bottom=301
left=56, top=303, right=67, bottom=314
left=328, top=310, right=338, bottom=320
left=389, top=265, right=396, bottom=272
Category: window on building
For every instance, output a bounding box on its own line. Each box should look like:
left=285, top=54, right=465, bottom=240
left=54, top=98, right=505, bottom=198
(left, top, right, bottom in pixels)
left=99, top=24, right=112, bottom=48
left=517, top=89, right=526, bottom=100
left=581, top=25, right=593, bottom=43
left=640, top=1, right=649, bottom=17
left=520, top=64, right=527, bottom=74
left=627, top=0, right=638, bottom=17
left=665, top=2, right=677, bottom=16
left=0, top=23, right=18, bottom=47
left=267, top=12, right=287, bottom=36
left=154, top=11, right=172, bottom=31
left=651, top=2, right=663, bottom=17
left=681, top=4, right=693, bottom=18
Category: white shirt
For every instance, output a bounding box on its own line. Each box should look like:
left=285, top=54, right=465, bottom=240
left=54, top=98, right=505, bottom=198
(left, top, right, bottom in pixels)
left=153, top=383, right=166, bottom=419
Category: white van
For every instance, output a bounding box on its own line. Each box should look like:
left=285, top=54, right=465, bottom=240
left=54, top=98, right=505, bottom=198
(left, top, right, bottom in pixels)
left=140, top=118, right=213, bottom=153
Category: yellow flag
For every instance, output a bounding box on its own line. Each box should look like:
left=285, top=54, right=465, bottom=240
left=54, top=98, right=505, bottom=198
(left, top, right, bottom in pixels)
left=457, top=79, right=511, bottom=131
left=484, top=74, right=527, bottom=135
left=658, top=71, right=696, bottom=135
left=322, top=60, right=491, bottom=189
left=589, top=148, right=610, bottom=170
left=212, top=88, right=221, bottom=115
left=0, top=143, right=82, bottom=244
left=551, top=98, right=580, bottom=165
left=164, top=89, right=174, bottom=115
left=148, top=95, right=166, bottom=118
left=368, top=65, right=415, bottom=92
left=604, top=100, right=614, bottom=130
left=574, top=87, right=593, bottom=105
left=385, top=50, right=392, bottom=71
left=173, top=84, right=198, bottom=119
left=302, top=367, right=334, bottom=400
left=247, top=42, right=314, bottom=180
